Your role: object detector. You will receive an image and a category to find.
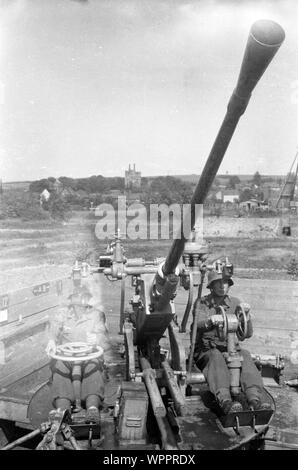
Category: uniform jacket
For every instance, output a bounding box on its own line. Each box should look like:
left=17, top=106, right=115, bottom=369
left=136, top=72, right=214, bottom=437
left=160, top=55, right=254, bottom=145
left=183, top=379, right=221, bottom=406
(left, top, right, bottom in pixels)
left=48, top=304, right=110, bottom=352
left=191, top=293, right=253, bottom=361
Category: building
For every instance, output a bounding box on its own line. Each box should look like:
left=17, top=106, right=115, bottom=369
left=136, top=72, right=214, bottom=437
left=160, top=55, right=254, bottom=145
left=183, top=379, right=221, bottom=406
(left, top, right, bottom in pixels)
left=239, top=199, right=269, bottom=212
left=39, top=188, right=50, bottom=205
left=223, top=190, right=240, bottom=204
left=125, top=164, right=141, bottom=190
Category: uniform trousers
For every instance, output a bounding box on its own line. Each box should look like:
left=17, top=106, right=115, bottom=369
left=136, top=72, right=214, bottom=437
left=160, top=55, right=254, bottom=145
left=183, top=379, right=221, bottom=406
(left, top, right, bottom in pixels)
left=196, top=347, right=263, bottom=404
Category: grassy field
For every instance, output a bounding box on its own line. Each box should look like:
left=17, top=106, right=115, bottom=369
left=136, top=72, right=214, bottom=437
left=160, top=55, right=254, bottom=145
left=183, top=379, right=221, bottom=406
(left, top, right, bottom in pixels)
left=0, top=211, right=297, bottom=292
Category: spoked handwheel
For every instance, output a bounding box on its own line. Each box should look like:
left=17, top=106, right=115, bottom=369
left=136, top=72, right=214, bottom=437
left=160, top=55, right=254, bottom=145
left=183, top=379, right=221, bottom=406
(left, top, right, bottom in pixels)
left=49, top=342, right=104, bottom=362
left=235, top=305, right=249, bottom=341
left=217, top=306, right=228, bottom=341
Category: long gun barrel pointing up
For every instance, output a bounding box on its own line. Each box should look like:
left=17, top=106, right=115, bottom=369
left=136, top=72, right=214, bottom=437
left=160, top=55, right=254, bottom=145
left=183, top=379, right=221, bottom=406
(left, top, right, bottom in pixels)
left=163, top=19, right=285, bottom=276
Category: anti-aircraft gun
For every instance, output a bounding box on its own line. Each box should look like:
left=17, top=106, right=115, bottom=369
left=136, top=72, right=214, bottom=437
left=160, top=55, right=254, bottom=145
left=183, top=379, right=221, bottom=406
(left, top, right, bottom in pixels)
left=1, top=19, right=293, bottom=452
left=96, top=20, right=287, bottom=450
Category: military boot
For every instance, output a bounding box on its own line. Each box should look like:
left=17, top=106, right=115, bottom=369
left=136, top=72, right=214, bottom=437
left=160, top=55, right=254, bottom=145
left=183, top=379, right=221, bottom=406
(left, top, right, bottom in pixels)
left=222, top=399, right=243, bottom=414
left=248, top=399, right=272, bottom=411
left=86, top=406, right=100, bottom=425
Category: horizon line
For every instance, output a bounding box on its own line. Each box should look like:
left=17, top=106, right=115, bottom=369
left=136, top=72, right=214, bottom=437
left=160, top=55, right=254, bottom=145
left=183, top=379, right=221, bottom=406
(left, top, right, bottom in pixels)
left=1, top=172, right=286, bottom=184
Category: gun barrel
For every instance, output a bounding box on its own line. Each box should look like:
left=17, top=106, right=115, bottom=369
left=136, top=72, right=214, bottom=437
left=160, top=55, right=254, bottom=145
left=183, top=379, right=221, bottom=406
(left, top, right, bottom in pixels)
left=163, top=19, right=285, bottom=275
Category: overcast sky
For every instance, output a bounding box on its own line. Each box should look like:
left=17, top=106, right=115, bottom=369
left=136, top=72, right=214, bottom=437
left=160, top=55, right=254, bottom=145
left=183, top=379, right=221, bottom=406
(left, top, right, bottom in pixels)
left=0, top=0, right=297, bottom=181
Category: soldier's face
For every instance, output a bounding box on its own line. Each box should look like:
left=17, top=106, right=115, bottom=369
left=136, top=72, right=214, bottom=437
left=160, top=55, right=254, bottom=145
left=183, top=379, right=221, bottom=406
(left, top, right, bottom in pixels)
left=73, top=304, right=86, bottom=316
left=223, top=281, right=230, bottom=295
left=212, top=280, right=225, bottom=296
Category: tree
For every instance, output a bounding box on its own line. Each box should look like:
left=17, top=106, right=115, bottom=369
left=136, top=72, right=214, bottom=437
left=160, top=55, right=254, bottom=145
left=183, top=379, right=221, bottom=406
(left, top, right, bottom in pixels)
left=59, top=176, right=77, bottom=190
left=239, top=188, right=254, bottom=203
left=141, top=176, right=193, bottom=205
left=253, top=171, right=262, bottom=187
left=45, top=194, right=69, bottom=220
left=29, top=178, right=51, bottom=193
left=227, top=175, right=240, bottom=189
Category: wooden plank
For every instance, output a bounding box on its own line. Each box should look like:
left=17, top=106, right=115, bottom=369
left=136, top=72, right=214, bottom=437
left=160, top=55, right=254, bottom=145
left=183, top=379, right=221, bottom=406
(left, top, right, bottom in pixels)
left=0, top=314, right=49, bottom=342
left=0, top=277, right=73, bottom=325
left=0, top=275, right=74, bottom=387
left=0, top=400, right=29, bottom=424
left=0, top=355, right=49, bottom=389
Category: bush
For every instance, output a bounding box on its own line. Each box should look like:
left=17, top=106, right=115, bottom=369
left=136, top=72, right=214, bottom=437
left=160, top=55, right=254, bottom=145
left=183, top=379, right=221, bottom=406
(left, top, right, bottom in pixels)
left=1, top=191, right=51, bottom=221
left=43, top=194, right=70, bottom=221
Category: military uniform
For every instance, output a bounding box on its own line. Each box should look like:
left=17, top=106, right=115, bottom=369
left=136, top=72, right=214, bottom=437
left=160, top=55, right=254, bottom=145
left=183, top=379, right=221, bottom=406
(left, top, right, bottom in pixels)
left=48, top=304, right=110, bottom=405
left=191, top=293, right=264, bottom=407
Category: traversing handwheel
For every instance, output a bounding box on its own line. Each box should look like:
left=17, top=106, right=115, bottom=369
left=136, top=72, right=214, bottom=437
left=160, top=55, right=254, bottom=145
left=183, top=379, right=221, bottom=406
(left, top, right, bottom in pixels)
left=49, top=342, right=104, bottom=362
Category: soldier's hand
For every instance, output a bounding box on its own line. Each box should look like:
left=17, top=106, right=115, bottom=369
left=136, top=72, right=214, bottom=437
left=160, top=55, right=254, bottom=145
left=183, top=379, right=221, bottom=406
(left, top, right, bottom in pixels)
left=46, top=340, right=56, bottom=356
left=210, top=314, right=223, bottom=326
left=240, top=303, right=251, bottom=320
left=241, top=302, right=250, bottom=312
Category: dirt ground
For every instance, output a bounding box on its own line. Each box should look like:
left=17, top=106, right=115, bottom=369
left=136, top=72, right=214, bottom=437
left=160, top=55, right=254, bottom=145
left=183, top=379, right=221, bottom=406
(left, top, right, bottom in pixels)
left=0, top=211, right=297, bottom=293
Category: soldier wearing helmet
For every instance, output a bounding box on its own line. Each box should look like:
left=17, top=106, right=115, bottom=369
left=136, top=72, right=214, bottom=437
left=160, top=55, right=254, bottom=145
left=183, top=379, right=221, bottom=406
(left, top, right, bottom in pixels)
left=46, top=284, right=111, bottom=424
left=191, top=267, right=270, bottom=415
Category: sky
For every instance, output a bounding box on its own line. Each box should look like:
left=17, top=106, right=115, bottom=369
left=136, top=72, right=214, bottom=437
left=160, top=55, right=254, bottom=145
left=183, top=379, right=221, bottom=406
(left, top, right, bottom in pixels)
left=0, top=0, right=297, bottom=181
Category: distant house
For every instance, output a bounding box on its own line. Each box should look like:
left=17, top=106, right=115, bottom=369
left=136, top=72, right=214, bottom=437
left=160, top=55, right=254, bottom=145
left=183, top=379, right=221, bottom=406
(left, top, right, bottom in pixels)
left=239, top=200, right=258, bottom=211
left=239, top=199, right=268, bottom=212
left=223, top=190, right=240, bottom=204
left=40, top=188, right=50, bottom=205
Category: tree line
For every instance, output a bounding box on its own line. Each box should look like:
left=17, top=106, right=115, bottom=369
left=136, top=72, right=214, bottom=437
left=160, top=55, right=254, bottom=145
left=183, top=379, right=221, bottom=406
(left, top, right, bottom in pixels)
left=29, top=175, right=124, bottom=194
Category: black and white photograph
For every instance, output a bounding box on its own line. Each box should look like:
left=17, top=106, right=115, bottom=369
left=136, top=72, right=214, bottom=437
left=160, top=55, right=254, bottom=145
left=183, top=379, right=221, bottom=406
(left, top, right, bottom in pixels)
left=0, top=0, right=298, bottom=454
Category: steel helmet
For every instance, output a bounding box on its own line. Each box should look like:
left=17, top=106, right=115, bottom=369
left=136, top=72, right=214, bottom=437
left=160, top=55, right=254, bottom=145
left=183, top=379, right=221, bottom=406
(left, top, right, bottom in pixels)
left=207, top=271, right=234, bottom=289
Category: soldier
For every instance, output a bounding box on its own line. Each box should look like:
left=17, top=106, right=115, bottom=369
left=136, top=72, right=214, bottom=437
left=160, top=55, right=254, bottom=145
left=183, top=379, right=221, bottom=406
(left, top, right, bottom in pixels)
left=191, top=271, right=271, bottom=414
left=46, top=285, right=111, bottom=424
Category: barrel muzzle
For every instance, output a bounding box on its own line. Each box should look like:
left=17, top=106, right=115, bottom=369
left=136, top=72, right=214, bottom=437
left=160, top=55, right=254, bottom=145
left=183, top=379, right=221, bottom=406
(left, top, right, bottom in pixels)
left=233, top=19, right=285, bottom=103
